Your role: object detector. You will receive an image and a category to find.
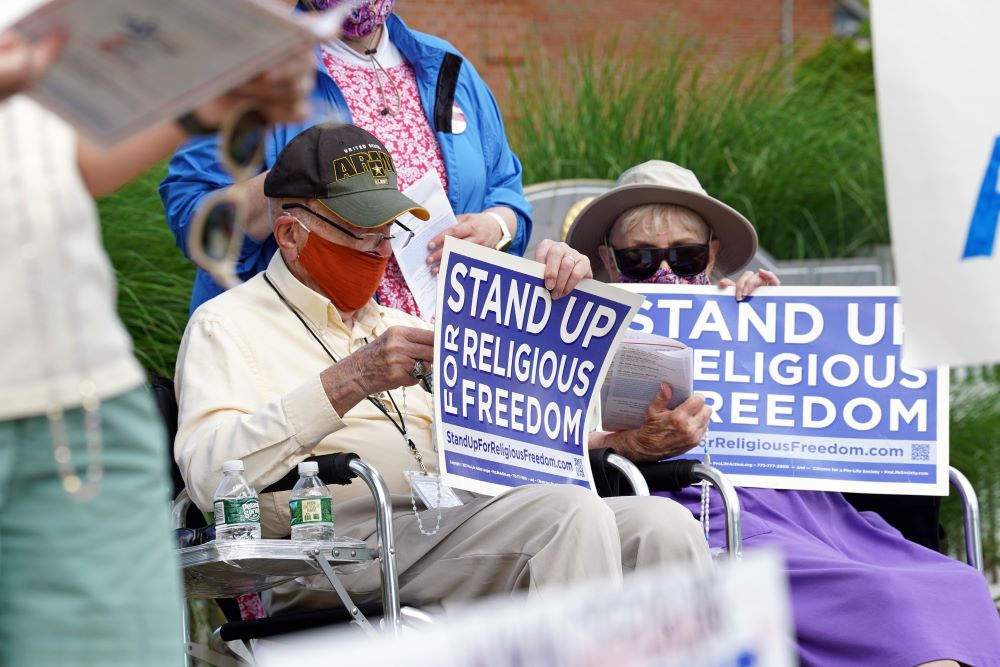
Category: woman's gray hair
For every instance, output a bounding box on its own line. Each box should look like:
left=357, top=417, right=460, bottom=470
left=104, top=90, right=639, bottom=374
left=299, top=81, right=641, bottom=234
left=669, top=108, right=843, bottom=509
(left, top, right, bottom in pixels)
left=608, top=203, right=710, bottom=246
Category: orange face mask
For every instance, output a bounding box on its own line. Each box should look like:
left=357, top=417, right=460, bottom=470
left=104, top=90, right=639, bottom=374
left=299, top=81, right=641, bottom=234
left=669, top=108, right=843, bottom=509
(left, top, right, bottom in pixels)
left=296, top=230, right=388, bottom=312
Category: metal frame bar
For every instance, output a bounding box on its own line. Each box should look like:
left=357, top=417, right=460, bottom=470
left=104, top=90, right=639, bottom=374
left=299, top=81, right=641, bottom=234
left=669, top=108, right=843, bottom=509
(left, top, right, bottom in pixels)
left=949, top=466, right=984, bottom=573
left=603, top=456, right=979, bottom=572
left=604, top=455, right=742, bottom=561
left=172, top=491, right=195, bottom=667
left=310, top=549, right=377, bottom=635
left=691, top=463, right=743, bottom=562
left=605, top=453, right=650, bottom=496
left=348, top=458, right=402, bottom=635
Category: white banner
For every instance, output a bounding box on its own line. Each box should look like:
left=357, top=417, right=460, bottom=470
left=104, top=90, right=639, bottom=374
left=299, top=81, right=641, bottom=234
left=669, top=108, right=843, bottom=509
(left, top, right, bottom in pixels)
left=871, top=0, right=1000, bottom=367
left=259, top=552, right=795, bottom=667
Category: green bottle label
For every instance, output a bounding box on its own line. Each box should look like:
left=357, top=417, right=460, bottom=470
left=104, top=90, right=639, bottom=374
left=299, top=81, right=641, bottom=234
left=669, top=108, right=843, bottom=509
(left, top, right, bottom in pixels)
left=289, top=497, right=333, bottom=526
left=214, top=498, right=261, bottom=526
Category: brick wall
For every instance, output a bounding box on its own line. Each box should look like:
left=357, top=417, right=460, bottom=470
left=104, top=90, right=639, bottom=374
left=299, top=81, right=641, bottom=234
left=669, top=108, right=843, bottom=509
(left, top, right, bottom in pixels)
left=395, top=0, right=834, bottom=111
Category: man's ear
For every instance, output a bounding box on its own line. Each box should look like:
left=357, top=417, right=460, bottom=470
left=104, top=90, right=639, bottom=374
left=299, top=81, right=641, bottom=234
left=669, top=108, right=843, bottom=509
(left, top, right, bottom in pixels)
left=597, top=244, right=619, bottom=282
left=273, top=215, right=304, bottom=257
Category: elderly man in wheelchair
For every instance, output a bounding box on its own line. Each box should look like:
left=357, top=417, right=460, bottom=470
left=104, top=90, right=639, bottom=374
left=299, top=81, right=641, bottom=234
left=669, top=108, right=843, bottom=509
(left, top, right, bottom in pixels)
left=173, top=123, right=712, bottom=648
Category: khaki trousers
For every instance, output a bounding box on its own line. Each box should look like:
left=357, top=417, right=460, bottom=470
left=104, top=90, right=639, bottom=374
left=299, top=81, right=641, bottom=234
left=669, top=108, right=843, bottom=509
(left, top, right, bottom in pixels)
left=267, top=484, right=710, bottom=615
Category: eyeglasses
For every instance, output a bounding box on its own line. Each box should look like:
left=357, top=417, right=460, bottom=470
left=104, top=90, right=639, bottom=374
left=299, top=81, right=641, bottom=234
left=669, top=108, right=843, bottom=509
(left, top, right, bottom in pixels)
left=281, top=202, right=414, bottom=254
left=611, top=243, right=711, bottom=279
left=188, top=105, right=270, bottom=288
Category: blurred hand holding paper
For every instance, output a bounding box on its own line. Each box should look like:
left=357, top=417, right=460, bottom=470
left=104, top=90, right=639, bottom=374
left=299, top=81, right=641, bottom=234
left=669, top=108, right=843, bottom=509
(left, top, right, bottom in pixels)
left=10, top=0, right=344, bottom=145
left=601, top=331, right=694, bottom=431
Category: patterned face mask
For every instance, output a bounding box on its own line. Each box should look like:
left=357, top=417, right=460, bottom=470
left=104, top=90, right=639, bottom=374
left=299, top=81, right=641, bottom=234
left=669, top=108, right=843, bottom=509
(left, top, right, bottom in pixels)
left=308, top=0, right=395, bottom=39
left=618, top=266, right=711, bottom=285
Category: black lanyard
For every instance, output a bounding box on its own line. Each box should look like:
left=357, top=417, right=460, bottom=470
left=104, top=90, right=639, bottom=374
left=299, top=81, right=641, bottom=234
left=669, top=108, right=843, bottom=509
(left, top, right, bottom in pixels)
left=263, top=273, right=415, bottom=447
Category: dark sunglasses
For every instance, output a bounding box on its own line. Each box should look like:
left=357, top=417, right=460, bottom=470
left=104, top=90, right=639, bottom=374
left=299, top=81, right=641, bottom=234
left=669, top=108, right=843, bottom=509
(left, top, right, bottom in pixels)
left=612, top=243, right=711, bottom=279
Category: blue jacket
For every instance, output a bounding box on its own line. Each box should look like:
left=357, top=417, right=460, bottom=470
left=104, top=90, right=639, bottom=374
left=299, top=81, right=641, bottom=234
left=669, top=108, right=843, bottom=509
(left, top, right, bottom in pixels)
left=159, top=14, right=532, bottom=313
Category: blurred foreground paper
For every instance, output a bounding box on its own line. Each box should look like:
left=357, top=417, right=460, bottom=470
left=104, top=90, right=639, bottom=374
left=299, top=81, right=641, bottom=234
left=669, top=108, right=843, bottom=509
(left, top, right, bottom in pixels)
left=871, top=0, right=1000, bottom=367
left=11, top=0, right=332, bottom=146
left=257, top=552, right=795, bottom=667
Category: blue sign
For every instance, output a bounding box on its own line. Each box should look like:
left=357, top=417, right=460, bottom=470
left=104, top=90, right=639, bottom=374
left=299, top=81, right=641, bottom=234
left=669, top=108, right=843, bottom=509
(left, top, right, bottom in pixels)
left=435, top=239, right=642, bottom=495
left=962, top=135, right=1000, bottom=259
left=625, top=286, right=949, bottom=495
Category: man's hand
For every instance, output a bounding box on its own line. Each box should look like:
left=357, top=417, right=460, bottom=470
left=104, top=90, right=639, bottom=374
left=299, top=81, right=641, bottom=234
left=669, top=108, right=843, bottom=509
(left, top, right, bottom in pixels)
left=322, top=326, right=434, bottom=414
left=601, top=383, right=712, bottom=462
left=534, top=239, right=591, bottom=300
left=0, top=30, right=66, bottom=101
left=192, top=46, right=315, bottom=130
left=718, top=268, right=780, bottom=301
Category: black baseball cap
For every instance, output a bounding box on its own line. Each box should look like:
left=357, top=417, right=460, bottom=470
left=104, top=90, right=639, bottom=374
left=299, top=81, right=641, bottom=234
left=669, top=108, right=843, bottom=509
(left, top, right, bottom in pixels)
left=264, top=123, right=429, bottom=229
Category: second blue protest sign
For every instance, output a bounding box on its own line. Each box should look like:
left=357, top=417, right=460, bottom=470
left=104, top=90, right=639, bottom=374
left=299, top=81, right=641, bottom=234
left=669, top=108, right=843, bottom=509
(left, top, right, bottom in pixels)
left=621, top=285, right=948, bottom=495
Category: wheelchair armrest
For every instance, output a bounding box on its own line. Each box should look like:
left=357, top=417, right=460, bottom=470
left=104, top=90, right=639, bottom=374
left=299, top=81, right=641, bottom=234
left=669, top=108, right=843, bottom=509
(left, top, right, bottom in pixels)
left=589, top=449, right=700, bottom=495
left=590, top=448, right=703, bottom=496
left=262, top=452, right=361, bottom=493
left=634, top=459, right=701, bottom=492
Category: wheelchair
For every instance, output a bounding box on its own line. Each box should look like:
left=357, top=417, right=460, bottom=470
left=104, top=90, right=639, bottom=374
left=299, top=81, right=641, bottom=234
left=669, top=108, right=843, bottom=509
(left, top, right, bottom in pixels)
left=155, top=375, right=985, bottom=667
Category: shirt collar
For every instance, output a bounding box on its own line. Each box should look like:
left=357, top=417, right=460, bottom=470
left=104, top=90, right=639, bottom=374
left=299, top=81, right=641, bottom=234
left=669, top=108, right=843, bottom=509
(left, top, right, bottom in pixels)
left=265, top=253, right=386, bottom=335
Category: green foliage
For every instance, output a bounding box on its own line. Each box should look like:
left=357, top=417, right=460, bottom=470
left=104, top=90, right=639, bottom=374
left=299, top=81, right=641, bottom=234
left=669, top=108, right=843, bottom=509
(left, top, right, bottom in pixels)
left=507, top=37, right=887, bottom=261
left=98, top=164, right=192, bottom=378
left=947, top=370, right=1000, bottom=573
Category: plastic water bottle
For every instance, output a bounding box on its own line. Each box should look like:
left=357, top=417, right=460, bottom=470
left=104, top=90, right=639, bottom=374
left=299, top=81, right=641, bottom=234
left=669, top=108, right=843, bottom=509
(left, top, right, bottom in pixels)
left=213, top=460, right=261, bottom=540
left=289, top=461, right=335, bottom=541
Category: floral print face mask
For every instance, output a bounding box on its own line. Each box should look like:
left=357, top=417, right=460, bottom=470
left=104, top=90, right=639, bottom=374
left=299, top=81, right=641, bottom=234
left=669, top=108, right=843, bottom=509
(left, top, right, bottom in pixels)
left=308, top=0, right=395, bottom=39
left=618, top=265, right=710, bottom=285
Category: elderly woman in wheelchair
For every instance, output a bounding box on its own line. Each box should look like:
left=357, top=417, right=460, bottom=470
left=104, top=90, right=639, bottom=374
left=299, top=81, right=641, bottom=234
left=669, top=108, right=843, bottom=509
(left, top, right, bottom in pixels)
left=567, top=160, right=1000, bottom=667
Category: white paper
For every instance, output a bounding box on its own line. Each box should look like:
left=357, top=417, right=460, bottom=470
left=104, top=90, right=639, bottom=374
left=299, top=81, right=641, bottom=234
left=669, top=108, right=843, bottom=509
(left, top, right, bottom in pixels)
left=392, top=170, right=458, bottom=319
left=601, top=331, right=693, bottom=431
left=871, top=0, right=1000, bottom=367
left=12, top=0, right=343, bottom=145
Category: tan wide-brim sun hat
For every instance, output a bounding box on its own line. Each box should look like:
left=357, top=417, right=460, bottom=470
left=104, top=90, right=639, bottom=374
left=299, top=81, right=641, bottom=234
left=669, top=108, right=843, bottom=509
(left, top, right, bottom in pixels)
left=565, top=160, right=758, bottom=276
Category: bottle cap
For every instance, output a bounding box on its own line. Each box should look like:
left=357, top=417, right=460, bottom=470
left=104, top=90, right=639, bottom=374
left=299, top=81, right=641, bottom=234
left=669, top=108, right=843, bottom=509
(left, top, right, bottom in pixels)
left=222, top=460, right=245, bottom=473
left=298, top=461, right=319, bottom=475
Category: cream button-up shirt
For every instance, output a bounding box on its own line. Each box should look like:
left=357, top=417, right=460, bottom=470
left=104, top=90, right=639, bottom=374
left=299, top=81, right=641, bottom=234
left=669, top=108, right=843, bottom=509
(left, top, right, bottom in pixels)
left=174, top=253, right=435, bottom=537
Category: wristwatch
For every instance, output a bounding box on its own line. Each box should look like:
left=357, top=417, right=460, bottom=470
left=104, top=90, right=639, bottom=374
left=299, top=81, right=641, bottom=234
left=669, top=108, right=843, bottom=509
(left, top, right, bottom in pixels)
left=485, top=211, right=513, bottom=252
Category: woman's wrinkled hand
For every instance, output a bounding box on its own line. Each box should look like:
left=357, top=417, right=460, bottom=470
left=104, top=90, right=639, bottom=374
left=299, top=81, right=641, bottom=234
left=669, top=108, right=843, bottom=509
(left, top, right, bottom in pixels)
left=426, top=211, right=512, bottom=274
left=533, top=239, right=591, bottom=300
left=608, top=383, right=712, bottom=462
